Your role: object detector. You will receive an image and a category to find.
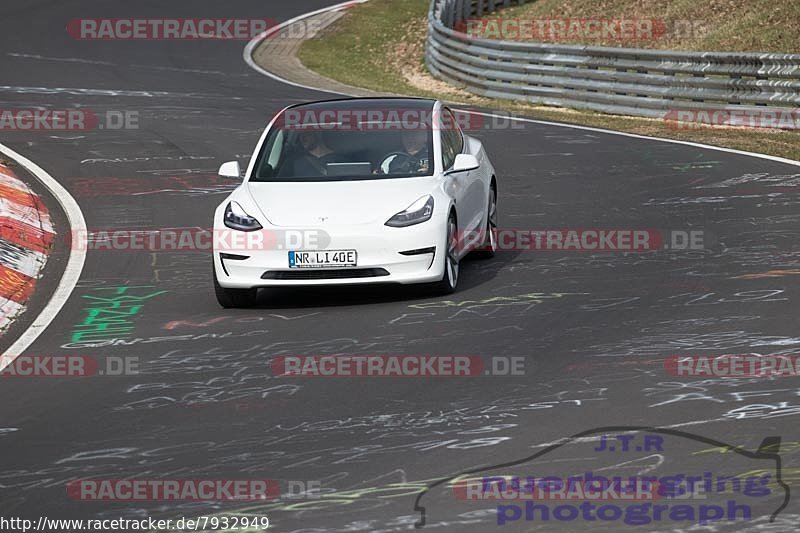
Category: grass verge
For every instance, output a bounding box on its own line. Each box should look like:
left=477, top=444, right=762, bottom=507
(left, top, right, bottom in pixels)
left=298, top=0, right=800, bottom=161
left=479, top=0, right=800, bottom=53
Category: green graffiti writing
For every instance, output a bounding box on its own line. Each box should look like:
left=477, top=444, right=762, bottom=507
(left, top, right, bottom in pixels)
left=70, top=285, right=166, bottom=343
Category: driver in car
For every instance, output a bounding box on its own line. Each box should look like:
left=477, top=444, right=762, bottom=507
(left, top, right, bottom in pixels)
left=388, top=128, right=430, bottom=174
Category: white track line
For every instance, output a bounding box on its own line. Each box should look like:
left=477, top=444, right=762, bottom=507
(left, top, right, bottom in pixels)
left=465, top=110, right=800, bottom=167
left=244, top=0, right=800, bottom=168
left=0, top=143, right=86, bottom=366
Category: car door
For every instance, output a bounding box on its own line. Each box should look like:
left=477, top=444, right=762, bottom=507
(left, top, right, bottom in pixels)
left=440, top=109, right=470, bottom=249
left=441, top=108, right=485, bottom=251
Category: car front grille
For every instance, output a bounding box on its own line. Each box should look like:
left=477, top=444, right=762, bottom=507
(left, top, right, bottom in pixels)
left=260, top=268, right=390, bottom=280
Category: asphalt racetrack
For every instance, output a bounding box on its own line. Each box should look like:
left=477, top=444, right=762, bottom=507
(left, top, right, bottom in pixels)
left=1, top=1, right=800, bottom=531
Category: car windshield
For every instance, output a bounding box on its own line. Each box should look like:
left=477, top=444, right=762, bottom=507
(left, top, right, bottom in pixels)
left=250, top=103, right=435, bottom=181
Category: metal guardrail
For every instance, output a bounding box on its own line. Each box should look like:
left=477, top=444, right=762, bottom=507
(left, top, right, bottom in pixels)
left=426, top=0, right=800, bottom=124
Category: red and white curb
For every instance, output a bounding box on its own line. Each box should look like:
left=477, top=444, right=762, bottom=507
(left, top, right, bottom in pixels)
left=0, top=162, right=55, bottom=332
left=0, top=143, right=84, bottom=367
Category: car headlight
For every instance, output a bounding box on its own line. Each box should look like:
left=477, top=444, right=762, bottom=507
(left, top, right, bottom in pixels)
left=224, top=201, right=262, bottom=231
left=385, top=195, right=434, bottom=227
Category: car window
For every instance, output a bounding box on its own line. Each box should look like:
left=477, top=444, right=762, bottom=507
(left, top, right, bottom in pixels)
left=250, top=109, right=435, bottom=181
left=266, top=129, right=284, bottom=170
left=446, top=108, right=464, bottom=154
left=440, top=109, right=463, bottom=170
left=440, top=113, right=457, bottom=170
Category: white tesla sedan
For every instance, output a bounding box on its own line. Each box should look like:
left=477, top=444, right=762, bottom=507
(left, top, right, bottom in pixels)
left=212, top=98, right=498, bottom=307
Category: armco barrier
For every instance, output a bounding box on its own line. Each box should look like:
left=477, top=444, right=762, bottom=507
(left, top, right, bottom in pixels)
left=426, top=0, right=800, bottom=125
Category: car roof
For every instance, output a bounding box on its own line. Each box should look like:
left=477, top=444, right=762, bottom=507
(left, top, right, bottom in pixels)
left=284, top=97, right=438, bottom=112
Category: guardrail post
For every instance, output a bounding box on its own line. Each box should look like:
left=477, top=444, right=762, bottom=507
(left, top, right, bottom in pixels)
left=458, top=0, right=466, bottom=26
left=462, top=0, right=472, bottom=21
left=445, top=0, right=455, bottom=28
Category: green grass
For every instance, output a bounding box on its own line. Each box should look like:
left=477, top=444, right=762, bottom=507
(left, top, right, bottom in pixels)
left=298, top=0, right=436, bottom=97
left=298, top=0, right=800, bottom=161
left=488, top=0, right=800, bottom=53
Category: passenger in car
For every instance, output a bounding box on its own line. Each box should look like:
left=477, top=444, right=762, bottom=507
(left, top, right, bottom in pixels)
left=293, top=130, right=342, bottom=176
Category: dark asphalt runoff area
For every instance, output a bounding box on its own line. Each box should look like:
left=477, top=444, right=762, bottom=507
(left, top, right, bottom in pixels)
left=1, top=1, right=799, bottom=532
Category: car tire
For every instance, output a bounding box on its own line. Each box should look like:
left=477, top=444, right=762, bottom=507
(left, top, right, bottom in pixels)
left=431, top=213, right=459, bottom=295
left=472, top=185, right=497, bottom=259
left=213, top=264, right=257, bottom=308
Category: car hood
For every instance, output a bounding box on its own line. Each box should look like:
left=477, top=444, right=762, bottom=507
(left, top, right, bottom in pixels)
left=246, top=177, right=440, bottom=226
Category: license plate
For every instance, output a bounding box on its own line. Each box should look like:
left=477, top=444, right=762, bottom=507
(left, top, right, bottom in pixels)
left=289, top=250, right=357, bottom=268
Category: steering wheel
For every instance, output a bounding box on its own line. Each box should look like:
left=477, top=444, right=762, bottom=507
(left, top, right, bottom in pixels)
left=379, top=152, right=414, bottom=174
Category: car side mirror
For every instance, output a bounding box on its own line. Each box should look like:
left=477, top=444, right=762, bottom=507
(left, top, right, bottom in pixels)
left=447, top=154, right=479, bottom=174
left=218, top=161, right=242, bottom=179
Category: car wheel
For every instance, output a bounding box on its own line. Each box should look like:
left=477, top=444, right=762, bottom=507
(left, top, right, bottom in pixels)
left=431, top=213, right=459, bottom=295
left=213, top=264, right=257, bottom=308
left=473, top=185, right=498, bottom=259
